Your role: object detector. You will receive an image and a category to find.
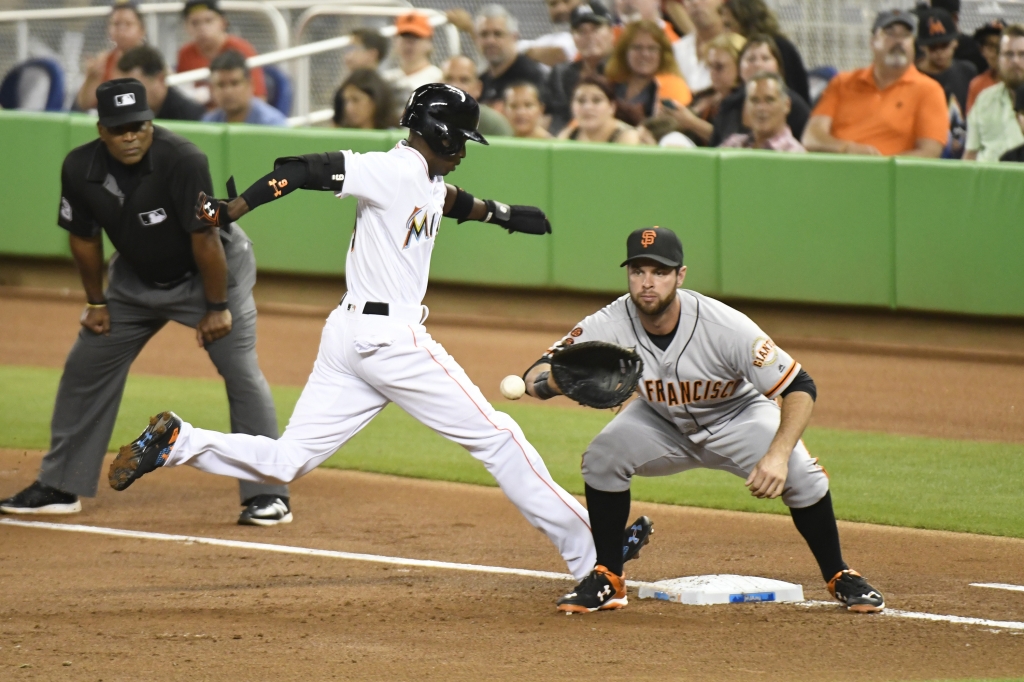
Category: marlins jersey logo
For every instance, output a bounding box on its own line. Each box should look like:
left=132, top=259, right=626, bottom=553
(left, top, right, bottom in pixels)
left=402, top=205, right=441, bottom=249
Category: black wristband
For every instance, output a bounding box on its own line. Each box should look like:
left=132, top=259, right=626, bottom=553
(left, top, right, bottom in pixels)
left=483, top=199, right=512, bottom=224
left=533, top=370, right=556, bottom=400
left=206, top=300, right=229, bottom=312
left=446, top=186, right=476, bottom=223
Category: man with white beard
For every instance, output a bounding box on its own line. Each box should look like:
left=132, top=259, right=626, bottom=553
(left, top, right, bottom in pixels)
left=802, top=9, right=948, bottom=157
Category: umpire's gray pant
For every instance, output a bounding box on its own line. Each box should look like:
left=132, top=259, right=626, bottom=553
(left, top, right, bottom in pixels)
left=38, top=225, right=288, bottom=503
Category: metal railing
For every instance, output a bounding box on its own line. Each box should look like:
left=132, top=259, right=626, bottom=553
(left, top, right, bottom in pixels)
left=0, top=2, right=290, bottom=64
left=167, top=6, right=456, bottom=121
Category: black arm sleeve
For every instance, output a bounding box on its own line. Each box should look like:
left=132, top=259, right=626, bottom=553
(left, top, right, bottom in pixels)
left=238, top=151, right=347, bottom=211
left=780, top=368, right=817, bottom=401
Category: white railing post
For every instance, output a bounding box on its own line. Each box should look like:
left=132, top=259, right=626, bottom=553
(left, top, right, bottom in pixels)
left=16, top=19, right=29, bottom=62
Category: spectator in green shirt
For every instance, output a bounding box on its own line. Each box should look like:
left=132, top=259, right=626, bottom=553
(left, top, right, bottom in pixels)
left=964, top=24, right=1024, bottom=161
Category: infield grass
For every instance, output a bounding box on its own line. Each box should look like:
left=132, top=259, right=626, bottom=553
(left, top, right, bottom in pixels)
left=2, top=364, right=1023, bottom=539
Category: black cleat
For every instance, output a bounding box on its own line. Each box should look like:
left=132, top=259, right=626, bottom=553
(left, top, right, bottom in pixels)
left=828, top=569, right=885, bottom=613
left=108, top=412, right=181, bottom=491
left=622, top=515, right=653, bottom=563
left=238, top=495, right=293, bottom=526
left=557, top=565, right=628, bottom=614
left=0, top=481, right=81, bottom=515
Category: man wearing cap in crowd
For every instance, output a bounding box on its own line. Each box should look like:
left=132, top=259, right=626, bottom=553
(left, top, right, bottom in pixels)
left=382, top=12, right=444, bottom=104
left=966, top=20, right=1006, bottom=113
left=998, top=83, right=1024, bottom=161
left=0, top=79, right=294, bottom=526
left=929, top=0, right=987, bottom=74
left=964, top=24, right=1024, bottom=161
left=177, top=0, right=266, bottom=105
left=803, top=9, right=948, bottom=157
left=542, top=0, right=615, bottom=134
left=915, top=7, right=976, bottom=158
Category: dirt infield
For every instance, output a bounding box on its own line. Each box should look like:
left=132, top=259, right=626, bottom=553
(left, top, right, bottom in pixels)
left=2, top=450, right=1024, bottom=681
left=2, top=288, right=1024, bottom=680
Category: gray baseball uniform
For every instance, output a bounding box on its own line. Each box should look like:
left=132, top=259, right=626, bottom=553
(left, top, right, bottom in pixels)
left=551, top=288, right=828, bottom=508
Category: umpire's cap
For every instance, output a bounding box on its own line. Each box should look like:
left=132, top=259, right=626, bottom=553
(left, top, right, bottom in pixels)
left=400, top=83, right=488, bottom=157
left=621, top=227, right=683, bottom=268
left=96, top=78, right=154, bottom=128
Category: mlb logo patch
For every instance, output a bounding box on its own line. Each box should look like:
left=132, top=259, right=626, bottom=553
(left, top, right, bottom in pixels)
left=139, top=208, right=167, bottom=226
left=114, top=93, right=136, bottom=107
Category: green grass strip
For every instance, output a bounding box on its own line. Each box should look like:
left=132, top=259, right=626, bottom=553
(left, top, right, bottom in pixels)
left=2, top=365, right=1022, bottom=538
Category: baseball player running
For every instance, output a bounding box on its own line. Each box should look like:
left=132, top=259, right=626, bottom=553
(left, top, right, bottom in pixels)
left=524, top=227, right=886, bottom=614
left=107, top=84, right=651, bottom=584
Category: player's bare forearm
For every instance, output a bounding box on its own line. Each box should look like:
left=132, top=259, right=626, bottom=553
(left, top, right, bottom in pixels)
left=191, top=227, right=229, bottom=304
left=69, top=233, right=106, bottom=304
left=746, top=391, right=814, bottom=499
left=523, top=361, right=562, bottom=399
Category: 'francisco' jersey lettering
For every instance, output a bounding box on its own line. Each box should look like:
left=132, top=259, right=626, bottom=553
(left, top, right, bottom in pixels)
left=339, top=141, right=447, bottom=306
left=550, top=290, right=801, bottom=442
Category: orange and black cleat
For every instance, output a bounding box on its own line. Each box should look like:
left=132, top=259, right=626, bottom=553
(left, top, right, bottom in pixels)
left=108, top=411, right=181, bottom=491
left=828, top=569, right=885, bottom=613
left=556, top=565, right=628, bottom=614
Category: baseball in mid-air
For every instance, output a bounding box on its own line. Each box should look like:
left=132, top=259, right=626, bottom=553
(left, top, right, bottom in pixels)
left=500, top=374, right=526, bottom=400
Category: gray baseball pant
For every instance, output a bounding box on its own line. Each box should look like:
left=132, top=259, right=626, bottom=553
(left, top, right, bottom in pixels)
left=37, top=225, right=288, bottom=503
left=582, top=397, right=829, bottom=509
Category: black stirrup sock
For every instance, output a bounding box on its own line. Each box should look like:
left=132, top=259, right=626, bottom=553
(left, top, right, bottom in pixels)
left=585, top=483, right=631, bottom=577
left=790, top=490, right=848, bottom=582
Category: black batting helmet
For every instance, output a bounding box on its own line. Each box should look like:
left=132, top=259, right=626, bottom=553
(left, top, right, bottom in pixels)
left=400, top=83, right=488, bottom=157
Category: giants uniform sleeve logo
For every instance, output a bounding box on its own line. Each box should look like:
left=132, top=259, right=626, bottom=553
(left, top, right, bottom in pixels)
left=402, top=205, right=441, bottom=248
left=751, top=337, right=778, bottom=368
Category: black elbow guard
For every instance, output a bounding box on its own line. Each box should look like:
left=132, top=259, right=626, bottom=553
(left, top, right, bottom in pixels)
left=444, top=186, right=476, bottom=222
left=275, top=151, right=346, bottom=192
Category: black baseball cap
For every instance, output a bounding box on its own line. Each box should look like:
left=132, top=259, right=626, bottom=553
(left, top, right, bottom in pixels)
left=96, top=78, right=153, bottom=128
left=621, top=227, right=683, bottom=268
left=872, top=9, right=918, bottom=34
left=570, top=1, right=613, bottom=29
left=918, top=8, right=956, bottom=46
left=930, top=0, right=960, bottom=14
left=183, top=0, right=222, bottom=18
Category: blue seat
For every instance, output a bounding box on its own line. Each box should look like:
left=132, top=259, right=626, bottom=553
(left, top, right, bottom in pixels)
left=807, top=66, right=838, bottom=108
left=0, top=57, right=66, bottom=111
left=263, top=64, right=292, bottom=116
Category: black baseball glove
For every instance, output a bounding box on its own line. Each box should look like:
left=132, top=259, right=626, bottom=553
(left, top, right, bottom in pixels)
left=485, top=201, right=552, bottom=235
left=550, top=341, right=643, bottom=409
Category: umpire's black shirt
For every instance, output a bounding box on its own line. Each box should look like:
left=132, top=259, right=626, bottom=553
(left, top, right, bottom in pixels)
left=58, top=125, right=214, bottom=285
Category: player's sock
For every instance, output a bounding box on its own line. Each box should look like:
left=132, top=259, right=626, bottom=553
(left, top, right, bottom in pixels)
left=789, top=490, right=848, bottom=582
left=584, top=483, right=631, bottom=577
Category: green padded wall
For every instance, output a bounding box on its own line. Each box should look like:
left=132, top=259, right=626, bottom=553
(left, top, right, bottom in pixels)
left=0, top=112, right=70, bottom=257
left=550, top=144, right=720, bottom=295
left=895, top=158, right=1024, bottom=317
left=719, top=151, right=894, bottom=307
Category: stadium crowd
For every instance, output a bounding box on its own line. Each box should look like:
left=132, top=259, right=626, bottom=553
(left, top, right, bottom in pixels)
left=52, top=0, right=1024, bottom=161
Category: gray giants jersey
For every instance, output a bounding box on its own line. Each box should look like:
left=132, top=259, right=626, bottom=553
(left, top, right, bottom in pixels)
left=549, top=289, right=802, bottom=442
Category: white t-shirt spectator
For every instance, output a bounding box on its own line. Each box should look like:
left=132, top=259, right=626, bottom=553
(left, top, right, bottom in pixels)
left=382, top=64, right=444, bottom=94
left=518, top=31, right=578, bottom=62
left=672, top=34, right=712, bottom=92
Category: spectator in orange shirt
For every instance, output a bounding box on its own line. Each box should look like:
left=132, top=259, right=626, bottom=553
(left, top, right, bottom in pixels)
left=606, top=20, right=692, bottom=122
left=802, top=9, right=948, bottom=157
left=76, top=0, right=147, bottom=111
left=966, top=20, right=1006, bottom=113
left=177, top=0, right=265, bottom=104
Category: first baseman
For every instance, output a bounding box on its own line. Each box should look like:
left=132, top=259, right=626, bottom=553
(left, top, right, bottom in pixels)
left=0, top=78, right=291, bottom=526
left=524, top=227, right=886, bottom=614
left=106, top=84, right=651, bottom=585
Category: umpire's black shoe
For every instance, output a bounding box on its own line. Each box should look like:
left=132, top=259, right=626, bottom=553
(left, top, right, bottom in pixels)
left=238, top=495, right=293, bottom=526
left=828, top=569, right=885, bottom=613
left=109, top=411, right=181, bottom=491
left=622, top=515, right=653, bottom=563
left=556, top=565, right=628, bottom=614
left=0, top=481, right=81, bottom=515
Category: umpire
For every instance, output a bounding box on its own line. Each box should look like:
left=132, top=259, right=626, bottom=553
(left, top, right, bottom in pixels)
left=0, top=78, right=293, bottom=525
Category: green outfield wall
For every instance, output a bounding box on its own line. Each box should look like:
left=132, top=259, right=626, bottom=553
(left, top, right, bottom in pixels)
left=2, top=110, right=1023, bottom=317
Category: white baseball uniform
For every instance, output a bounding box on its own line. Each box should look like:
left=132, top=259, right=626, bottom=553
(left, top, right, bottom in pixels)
left=553, top=289, right=829, bottom=508
left=163, top=141, right=596, bottom=578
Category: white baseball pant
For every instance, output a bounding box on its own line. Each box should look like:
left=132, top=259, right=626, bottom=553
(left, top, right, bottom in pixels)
left=165, top=299, right=597, bottom=579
